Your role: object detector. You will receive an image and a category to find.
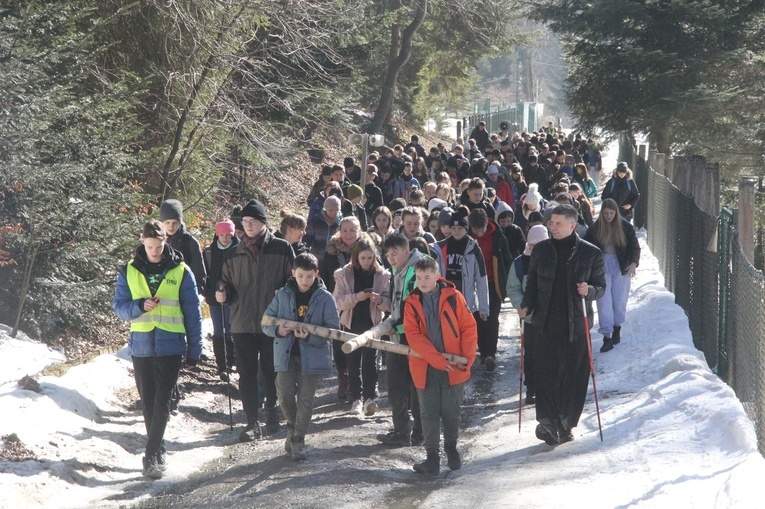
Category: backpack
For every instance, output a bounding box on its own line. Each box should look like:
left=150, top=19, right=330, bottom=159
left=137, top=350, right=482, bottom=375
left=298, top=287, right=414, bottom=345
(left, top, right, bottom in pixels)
left=609, top=179, right=632, bottom=193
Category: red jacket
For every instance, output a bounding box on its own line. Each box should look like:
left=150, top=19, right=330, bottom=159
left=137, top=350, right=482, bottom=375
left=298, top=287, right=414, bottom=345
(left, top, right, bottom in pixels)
left=403, top=278, right=478, bottom=389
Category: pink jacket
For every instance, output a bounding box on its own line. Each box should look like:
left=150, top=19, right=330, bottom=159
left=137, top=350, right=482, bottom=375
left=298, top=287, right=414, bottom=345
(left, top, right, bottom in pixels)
left=333, top=264, right=391, bottom=330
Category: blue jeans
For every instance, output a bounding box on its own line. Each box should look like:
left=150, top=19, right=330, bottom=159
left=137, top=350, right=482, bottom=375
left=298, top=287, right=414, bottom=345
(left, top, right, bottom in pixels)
left=597, top=254, right=631, bottom=335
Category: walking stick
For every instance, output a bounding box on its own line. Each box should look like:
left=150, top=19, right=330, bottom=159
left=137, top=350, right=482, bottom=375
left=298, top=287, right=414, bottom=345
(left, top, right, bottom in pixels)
left=219, top=287, right=234, bottom=431
left=581, top=296, right=604, bottom=441
left=519, top=320, right=524, bottom=433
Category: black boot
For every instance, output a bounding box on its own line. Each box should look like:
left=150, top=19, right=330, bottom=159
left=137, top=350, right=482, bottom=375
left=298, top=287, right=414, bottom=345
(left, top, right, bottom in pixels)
left=413, top=450, right=440, bottom=474
left=612, top=326, right=621, bottom=345
left=444, top=442, right=461, bottom=471
left=600, top=336, right=613, bottom=353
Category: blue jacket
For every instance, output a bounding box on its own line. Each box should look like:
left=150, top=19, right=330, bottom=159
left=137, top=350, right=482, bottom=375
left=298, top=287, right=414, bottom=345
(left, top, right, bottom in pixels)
left=113, top=245, right=203, bottom=360
left=262, top=278, right=339, bottom=376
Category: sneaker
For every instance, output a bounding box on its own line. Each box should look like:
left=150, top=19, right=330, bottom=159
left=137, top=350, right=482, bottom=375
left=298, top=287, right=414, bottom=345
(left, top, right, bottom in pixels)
left=349, top=399, right=363, bottom=415
left=142, top=456, right=163, bottom=480
left=484, top=356, right=496, bottom=372
left=525, top=388, right=536, bottom=405
left=376, top=430, right=411, bottom=447
left=612, top=326, right=621, bottom=345
left=291, top=436, right=307, bottom=461
left=412, top=451, right=440, bottom=474
left=535, top=423, right=560, bottom=446
left=410, top=432, right=424, bottom=447
left=600, top=336, right=614, bottom=353
left=363, top=399, right=378, bottom=416
left=444, top=443, right=461, bottom=471
left=239, top=421, right=261, bottom=442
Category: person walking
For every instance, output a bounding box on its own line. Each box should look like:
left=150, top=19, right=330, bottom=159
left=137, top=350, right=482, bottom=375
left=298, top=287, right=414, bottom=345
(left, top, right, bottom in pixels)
left=584, top=198, right=641, bottom=352
left=333, top=236, right=391, bottom=416
left=216, top=200, right=295, bottom=441
left=519, top=204, right=605, bottom=446
left=602, top=161, right=640, bottom=222
left=203, top=220, right=239, bottom=380
left=113, top=220, right=203, bottom=479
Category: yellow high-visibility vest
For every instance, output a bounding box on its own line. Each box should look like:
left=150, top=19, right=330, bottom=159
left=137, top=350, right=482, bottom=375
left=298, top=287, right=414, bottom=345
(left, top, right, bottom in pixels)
left=126, top=262, right=187, bottom=333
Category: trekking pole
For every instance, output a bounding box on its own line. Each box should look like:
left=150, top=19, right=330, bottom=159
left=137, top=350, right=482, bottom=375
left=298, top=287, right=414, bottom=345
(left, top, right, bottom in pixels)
left=219, top=286, right=234, bottom=431
left=518, top=320, right=524, bottom=433
left=581, top=296, right=604, bottom=441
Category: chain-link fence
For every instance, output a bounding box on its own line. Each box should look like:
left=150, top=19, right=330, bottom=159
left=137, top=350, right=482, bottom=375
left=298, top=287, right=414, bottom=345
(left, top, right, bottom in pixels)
left=625, top=139, right=765, bottom=455
left=624, top=141, right=719, bottom=368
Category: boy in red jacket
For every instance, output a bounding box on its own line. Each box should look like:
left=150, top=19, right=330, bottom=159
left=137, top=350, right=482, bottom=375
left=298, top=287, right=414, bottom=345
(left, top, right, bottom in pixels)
left=403, top=256, right=477, bottom=474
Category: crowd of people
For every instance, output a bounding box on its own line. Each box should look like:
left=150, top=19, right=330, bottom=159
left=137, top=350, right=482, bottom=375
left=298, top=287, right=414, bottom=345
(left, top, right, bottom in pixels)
left=113, top=123, right=642, bottom=479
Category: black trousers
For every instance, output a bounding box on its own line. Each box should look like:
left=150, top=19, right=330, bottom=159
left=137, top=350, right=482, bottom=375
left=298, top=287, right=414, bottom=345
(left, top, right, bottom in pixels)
left=533, top=330, right=590, bottom=431
left=333, top=339, right=347, bottom=372
left=386, top=335, right=422, bottom=435
left=347, top=346, right=378, bottom=401
left=132, top=355, right=183, bottom=459
left=475, top=289, right=503, bottom=358
left=233, top=333, right=277, bottom=423
left=523, top=321, right=539, bottom=390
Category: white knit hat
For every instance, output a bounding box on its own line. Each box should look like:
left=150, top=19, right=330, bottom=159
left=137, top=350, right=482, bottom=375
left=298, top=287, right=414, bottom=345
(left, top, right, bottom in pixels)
left=524, top=183, right=543, bottom=207
left=524, top=224, right=549, bottom=255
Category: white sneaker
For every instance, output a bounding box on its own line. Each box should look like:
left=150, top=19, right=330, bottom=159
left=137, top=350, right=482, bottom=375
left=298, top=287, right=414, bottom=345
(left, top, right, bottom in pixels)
left=350, top=399, right=363, bottom=415
left=363, top=399, right=378, bottom=416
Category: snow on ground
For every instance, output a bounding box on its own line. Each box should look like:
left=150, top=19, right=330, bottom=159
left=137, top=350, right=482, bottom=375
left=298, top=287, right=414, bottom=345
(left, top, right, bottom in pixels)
left=2, top=234, right=763, bottom=508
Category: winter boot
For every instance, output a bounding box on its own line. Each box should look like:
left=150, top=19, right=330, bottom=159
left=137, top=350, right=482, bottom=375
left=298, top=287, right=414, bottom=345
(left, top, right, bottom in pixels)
left=413, top=449, right=440, bottom=474
left=239, top=420, right=261, bottom=442
left=444, top=442, right=462, bottom=471
left=376, top=429, right=411, bottom=447
left=285, top=424, right=295, bottom=454
left=612, top=325, right=621, bottom=345
left=156, top=444, right=167, bottom=472
left=265, top=405, right=280, bottom=434
left=600, top=335, right=614, bottom=353
left=337, top=370, right=349, bottom=401
left=484, top=356, right=496, bottom=372
left=291, top=436, right=307, bottom=461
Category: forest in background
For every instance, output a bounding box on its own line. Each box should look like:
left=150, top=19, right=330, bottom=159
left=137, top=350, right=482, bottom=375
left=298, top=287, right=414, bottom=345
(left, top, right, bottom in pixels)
left=2, top=0, right=765, bottom=363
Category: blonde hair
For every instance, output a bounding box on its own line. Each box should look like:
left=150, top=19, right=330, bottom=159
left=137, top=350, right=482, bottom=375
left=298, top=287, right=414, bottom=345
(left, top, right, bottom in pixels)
left=596, top=199, right=627, bottom=247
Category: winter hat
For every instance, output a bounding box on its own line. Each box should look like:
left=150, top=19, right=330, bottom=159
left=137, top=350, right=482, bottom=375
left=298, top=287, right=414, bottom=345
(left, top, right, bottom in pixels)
left=215, top=220, right=235, bottom=236
left=438, top=207, right=454, bottom=227
left=495, top=200, right=513, bottom=218
left=488, top=165, right=499, bottom=175
left=347, top=184, right=364, bottom=201
left=159, top=199, right=183, bottom=222
left=524, top=224, right=549, bottom=255
left=450, top=207, right=470, bottom=229
left=524, top=183, right=543, bottom=208
left=428, top=198, right=448, bottom=213
left=528, top=152, right=538, bottom=161
left=240, top=199, right=268, bottom=224
left=616, top=161, right=628, bottom=173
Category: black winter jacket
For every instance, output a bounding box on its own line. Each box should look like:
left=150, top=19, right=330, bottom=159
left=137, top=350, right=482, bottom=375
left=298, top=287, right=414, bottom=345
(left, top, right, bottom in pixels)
left=602, top=171, right=640, bottom=221
left=203, top=235, right=240, bottom=306
left=584, top=219, right=641, bottom=275
left=520, top=234, right=606, bottom=342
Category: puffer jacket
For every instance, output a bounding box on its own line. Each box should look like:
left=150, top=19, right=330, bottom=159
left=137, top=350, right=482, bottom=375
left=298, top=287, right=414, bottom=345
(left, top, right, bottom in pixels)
left=403, top=278, right=477, bottom=389
left=584, top=218, right=641, bottom=274
left=429, top=236, right=490, bottom=316
left=261, top=278, right=339, bottom=376
left=333, top=264, right=391, bottom=330
left=113, top=244, right=203, bottom=360
left=219, top=229, right=295, bottom=334
left=520, top=234, right=606, bottom=342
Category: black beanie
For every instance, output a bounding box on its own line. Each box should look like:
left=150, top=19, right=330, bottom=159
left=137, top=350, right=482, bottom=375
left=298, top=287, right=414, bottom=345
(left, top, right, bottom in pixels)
left=240, top=199, right=268, bottom=225
left=159, top=199, right=183, bottom=222
left=450, top=207, right=470, bottom=229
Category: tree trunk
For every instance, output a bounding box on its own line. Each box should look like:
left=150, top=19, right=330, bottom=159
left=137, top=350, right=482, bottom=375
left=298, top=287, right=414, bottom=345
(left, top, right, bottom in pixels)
left=369, top=0, right=428, bottom=134
left=12, top=239, right=38, bottom=338
left=653, top=124, right=672, bottom=156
